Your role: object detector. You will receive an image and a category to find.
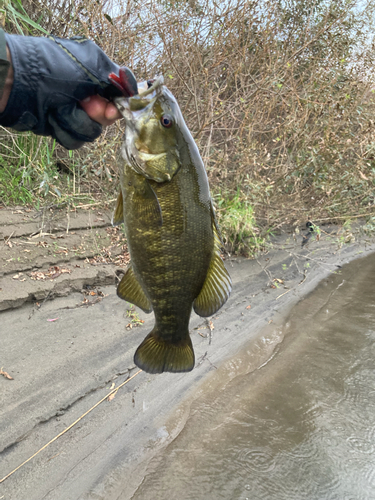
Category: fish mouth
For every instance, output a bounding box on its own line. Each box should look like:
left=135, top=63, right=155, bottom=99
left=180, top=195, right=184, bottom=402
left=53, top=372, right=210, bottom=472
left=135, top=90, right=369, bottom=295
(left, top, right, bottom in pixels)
left=114, top=75, right=164, bottom=116
left=115, top=75, right=170, bottom=182
left=121, top=135, right=169, bottom=182
left=137, top=76, right=164, bottom=97
left=114, top=76, right=164, bottom=138
left=134, top=144, right=168, bottom=181
left=127, top=150, right=171, bottom=182
left=136, top=142, right=168, bottom=161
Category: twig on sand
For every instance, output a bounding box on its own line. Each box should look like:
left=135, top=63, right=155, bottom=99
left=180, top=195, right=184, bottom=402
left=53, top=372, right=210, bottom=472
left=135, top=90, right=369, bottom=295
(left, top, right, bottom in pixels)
left=196, top=352, right=217, bottom=369
left=4, top=231, right=14, bottom=245
left=76, top=199, right=116, bottom=209
left=0, top=370, right=142, bottom=484
left=276, top=289, right=291, bottom=300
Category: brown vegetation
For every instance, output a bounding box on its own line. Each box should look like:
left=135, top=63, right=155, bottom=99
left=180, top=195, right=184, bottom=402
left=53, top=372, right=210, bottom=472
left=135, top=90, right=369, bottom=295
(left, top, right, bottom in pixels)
left=1, top=0, right=375, bottom=252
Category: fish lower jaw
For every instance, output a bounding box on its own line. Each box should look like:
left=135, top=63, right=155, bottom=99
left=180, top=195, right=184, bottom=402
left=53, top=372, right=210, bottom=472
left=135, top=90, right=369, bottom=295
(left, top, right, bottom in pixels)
left=114, top=97, right=132, bottom=120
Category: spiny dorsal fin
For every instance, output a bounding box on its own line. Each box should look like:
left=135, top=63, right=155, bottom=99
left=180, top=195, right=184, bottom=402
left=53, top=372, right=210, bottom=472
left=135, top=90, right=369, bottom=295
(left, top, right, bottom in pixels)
left=112, top=190, right=124, bottom=226
left=117, top=265, right=153, bottom=314
left=193, top=229, right=232, bottom=317
left=134, top=328, right=194, bottom=374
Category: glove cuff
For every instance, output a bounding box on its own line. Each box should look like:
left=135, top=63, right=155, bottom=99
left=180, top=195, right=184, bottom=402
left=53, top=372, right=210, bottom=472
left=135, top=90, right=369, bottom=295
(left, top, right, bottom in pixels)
left=0, top=34, right=41, bottom=131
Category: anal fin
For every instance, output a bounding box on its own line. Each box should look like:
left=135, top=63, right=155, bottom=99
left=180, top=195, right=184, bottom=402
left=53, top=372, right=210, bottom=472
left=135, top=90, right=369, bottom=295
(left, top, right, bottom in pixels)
left=117, top=265, right=153, bottom=314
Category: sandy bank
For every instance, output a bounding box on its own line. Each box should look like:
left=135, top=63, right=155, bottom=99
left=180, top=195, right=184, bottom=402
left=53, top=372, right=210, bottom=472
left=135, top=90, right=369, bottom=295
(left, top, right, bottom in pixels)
left=1, top=213, right=374, bottom=499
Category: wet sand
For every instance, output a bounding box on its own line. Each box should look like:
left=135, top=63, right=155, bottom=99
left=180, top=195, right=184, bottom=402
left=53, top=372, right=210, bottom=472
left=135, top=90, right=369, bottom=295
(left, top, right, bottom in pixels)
left=1, top=214, right=375, bottom=499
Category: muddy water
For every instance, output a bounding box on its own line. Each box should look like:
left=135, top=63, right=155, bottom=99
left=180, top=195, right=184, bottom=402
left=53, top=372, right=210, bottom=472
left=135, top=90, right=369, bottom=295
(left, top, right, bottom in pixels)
left=132, top=253, right=375, bottom=500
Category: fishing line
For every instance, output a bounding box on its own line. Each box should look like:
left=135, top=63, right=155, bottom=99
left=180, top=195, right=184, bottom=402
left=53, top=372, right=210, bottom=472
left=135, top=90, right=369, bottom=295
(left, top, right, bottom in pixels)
left=0, top=369, right=143, bottom=484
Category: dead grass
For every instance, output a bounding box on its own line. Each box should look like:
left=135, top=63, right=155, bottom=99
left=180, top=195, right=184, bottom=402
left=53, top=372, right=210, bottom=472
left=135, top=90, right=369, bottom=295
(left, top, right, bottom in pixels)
left=2, top=0, right=375, bottom=251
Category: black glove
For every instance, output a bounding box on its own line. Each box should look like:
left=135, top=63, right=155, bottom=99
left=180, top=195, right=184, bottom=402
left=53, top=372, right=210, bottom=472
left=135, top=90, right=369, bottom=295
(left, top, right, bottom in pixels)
left=0, top=34, right=138, bottom=149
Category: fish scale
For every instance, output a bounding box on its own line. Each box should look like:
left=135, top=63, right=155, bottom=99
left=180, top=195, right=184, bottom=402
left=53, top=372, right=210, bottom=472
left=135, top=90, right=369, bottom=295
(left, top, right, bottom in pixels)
left=127, top=174, right=209, bottom=333
left=111, top=75, right=232, bottom=374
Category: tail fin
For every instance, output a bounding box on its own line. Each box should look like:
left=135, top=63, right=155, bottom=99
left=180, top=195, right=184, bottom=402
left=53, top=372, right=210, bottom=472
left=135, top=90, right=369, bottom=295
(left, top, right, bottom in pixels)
left=134, top=328, right=195, bottom=374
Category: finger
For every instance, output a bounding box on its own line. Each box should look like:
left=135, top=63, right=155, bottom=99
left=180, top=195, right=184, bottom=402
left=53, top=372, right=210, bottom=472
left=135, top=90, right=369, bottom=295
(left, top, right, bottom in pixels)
left=105, top=102, right=122, bottom=122
left=80, top=95, right=121, bottom=126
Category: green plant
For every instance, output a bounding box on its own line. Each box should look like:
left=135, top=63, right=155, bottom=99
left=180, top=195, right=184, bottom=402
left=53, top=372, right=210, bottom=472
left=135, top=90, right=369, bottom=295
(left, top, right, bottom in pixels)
left=363, top=216, right=375, bottom=234
left=0, top=157, right=33, bottom=205
left=125, top=305, right=145, bottom=328
left=214, top=189, right=265, bottom=256
left=337, top=219, right=355, bottom=246
left=1, top=132, right=62, bottom=196
left=2, top=0, right=48, bottom=35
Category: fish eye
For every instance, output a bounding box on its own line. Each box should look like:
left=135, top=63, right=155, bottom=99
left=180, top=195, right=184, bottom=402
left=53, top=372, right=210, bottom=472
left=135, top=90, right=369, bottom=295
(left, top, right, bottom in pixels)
left=160, top=114, right=173, bottom=128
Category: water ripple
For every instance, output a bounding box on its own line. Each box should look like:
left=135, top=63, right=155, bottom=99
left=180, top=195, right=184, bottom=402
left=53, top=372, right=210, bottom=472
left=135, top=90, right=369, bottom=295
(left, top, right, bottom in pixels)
left=347, top=436, right=375, bottom=455
left=235, top=448, right=276, bottom=473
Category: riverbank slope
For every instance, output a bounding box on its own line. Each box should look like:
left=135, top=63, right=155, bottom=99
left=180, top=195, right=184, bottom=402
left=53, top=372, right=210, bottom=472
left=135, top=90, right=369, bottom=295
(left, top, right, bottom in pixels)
left=0, top=206, right=374, bottom=499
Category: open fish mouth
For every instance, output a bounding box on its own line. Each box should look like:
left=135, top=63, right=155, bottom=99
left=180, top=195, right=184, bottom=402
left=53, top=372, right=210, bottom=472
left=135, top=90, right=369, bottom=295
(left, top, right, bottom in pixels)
left=115, top=75, right=164, bottom=117
left=137, top=76, right=164, bottom=97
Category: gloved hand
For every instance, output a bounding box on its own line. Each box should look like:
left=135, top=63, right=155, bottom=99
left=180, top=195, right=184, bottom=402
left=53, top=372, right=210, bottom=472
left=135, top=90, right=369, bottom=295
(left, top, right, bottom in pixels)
left=0, top=34, right=138, bottom=149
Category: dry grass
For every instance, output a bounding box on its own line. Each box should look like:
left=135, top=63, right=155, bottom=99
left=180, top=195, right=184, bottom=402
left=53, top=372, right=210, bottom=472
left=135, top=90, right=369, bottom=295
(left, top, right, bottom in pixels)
left=2, top=0, right=375, bottom=250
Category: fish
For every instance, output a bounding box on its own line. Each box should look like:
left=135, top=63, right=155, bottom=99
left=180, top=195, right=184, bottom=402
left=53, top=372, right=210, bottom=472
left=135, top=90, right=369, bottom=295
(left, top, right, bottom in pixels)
left=109, top=72, right=232, bottom=374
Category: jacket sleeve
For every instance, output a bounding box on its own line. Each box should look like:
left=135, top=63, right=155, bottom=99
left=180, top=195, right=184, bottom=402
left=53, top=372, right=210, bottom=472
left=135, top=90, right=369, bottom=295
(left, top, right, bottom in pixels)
left=0, top=29, right=10, bottom=98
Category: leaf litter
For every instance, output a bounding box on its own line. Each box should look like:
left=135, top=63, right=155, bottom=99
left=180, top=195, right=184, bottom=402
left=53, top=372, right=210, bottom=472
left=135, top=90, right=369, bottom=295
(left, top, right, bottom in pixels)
left=0, top=367, right=14, bottom=380
left=30, top=266, right=72, bottom=281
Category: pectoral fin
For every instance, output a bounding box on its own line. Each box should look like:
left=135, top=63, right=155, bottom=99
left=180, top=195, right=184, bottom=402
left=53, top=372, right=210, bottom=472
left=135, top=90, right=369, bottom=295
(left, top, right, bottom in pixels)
left=134, top=179, right=163, bottom=228
left=117, top=265, right=153, bottom=314
left=193, top=228, right=232, bottom=317
left=112, top=190, right=124, bottom=226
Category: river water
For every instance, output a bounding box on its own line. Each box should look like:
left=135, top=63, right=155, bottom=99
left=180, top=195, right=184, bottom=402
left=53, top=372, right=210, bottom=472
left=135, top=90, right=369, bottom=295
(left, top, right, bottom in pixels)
left=132, top=253, right=375, bottom=500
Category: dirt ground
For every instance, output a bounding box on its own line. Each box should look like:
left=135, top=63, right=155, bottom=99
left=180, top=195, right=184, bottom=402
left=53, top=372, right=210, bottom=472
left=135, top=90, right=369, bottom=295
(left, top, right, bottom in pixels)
left=1, top=205, right=375, bottom=500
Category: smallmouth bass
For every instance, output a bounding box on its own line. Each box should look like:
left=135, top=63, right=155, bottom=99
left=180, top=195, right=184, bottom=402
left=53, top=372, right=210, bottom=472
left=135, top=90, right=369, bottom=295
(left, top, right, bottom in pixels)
left=111, top=74, right=232, bottom=374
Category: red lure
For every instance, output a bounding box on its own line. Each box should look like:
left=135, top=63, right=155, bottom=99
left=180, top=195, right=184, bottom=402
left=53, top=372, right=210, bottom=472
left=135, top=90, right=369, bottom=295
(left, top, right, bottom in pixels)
left=109, top=67, right=138, bottom=97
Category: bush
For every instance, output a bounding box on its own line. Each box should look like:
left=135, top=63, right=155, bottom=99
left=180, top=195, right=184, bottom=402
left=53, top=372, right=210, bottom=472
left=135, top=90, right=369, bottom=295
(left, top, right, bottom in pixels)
left=2, top=0, right=375, bottom=252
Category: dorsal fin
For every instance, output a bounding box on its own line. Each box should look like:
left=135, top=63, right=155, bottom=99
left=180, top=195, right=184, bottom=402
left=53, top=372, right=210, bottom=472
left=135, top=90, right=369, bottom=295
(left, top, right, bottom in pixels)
left=117, top=265, right=153, bottom=314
